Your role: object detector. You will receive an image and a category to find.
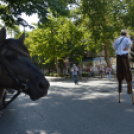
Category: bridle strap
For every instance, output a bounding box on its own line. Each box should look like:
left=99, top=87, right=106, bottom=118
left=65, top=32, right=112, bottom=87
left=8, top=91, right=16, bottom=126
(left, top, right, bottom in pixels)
left=0, top=89, right=22, bottom=110
left=0, top=44, right=28, bottom=110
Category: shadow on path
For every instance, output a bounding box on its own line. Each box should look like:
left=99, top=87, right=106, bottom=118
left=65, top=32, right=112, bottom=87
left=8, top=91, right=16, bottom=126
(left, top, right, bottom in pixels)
left=0, top=79, right=134, bottom=134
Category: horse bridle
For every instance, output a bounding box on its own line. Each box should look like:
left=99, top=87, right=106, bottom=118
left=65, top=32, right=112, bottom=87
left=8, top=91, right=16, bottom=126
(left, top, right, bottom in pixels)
left=0, top=44, right=29, bottom=110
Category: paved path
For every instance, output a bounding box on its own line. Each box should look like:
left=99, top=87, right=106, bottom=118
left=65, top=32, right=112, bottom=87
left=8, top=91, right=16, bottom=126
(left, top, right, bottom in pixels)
left=0, top=77, right=134, bottom=134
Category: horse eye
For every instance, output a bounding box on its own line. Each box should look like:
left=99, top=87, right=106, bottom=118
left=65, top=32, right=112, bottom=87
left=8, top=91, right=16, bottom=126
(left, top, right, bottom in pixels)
left=6, top=55, right=15, bottom=60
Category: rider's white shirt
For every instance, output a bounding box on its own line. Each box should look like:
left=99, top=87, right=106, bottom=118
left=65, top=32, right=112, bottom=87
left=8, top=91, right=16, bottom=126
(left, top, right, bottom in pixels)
left=113, top=36, right=132, bottom=55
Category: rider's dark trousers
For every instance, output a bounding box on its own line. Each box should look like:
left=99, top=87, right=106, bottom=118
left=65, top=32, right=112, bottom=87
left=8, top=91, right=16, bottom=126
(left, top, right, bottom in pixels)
left=116, top=54, right=132, bottom=94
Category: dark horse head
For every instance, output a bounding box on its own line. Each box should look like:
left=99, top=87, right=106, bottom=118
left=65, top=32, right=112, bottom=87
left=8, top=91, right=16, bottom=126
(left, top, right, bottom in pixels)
left=0, top=27, right=50, bottom=101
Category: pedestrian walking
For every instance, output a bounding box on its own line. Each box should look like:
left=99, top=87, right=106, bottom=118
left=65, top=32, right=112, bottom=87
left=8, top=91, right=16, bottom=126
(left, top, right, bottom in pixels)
left=113, top=30, right=133, bottom=103
left=71, top=64, right=79, bottom=85
left=90, top=66, right=95, bottom=77
left=106, top=66, right=112, bottom=80
left=100, top=66, right=103, bottom=78
left=87, top=66, right=91, bottom=77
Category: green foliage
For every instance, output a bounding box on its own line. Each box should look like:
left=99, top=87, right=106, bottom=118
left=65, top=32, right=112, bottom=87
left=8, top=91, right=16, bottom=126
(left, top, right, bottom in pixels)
left=59, top=73, right=64, bottom=77
left=2, top=0, right=133, bottom=69
left=82, top=72, right=88, bottom=77
left=50, top=73, right=57, bottom=77
left=25, top=15, right=84, bottom=68
left=44, top=72, right=70, bottom=77
left=122, top=1, right=134, bottom=29
left=68, top=0, right=127, bottom=66
left=0, top=0, right=77, bottom=28
left=80, top=0, right=124, bottom=49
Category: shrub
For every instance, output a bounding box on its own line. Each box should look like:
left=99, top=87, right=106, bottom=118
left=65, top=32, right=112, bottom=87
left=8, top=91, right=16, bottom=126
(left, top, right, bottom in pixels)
left=65, top=74, right=70, bottom=77
left=82, top=72, right=88, bottom=77
left=44, top=73, right=50, bottom=76
left=50, top=73, right=57, bottom=77
left=59, top=73, right=64, bottom=77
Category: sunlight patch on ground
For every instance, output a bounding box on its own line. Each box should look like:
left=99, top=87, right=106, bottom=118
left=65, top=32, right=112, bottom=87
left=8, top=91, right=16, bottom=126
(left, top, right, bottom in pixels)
left=9, top=109, right=17, bottom=112
left=27, top=130, right=61, bottom=134
left=49, top=80, right=118, bottom=101
left=50, top=80, right=118, bottom=87
left=26, top=130, right=47, bottom=134
left=75, top=92, right=112, bottom=100
left=20, top=103, right=39, bottom=107
left=125, top=109, right=134, bottom=112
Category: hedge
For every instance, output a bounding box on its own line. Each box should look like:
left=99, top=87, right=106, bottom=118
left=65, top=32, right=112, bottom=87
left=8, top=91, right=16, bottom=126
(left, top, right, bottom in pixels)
left=44, top=72, right=89, bottom=77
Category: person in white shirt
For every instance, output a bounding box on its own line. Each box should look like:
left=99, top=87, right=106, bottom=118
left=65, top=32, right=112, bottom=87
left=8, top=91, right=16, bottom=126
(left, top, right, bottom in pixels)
left=113, top=30, right=133, bottom=103
left=113, top=32, right=132, bottom=55
left=71, top=64, right=79, bottom=85
left=90, top=66, right=95, bottom=77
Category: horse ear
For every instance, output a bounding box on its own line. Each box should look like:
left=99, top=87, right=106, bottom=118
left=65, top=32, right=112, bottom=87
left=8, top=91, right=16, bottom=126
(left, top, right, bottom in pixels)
left=0, top=27, right=6, bottom=46
left=19, top=33, right=25, bottom=44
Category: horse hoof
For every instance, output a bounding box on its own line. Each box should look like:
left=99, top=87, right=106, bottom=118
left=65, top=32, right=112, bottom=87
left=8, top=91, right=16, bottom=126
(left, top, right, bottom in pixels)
left=119, top=101, right=121, bottom=103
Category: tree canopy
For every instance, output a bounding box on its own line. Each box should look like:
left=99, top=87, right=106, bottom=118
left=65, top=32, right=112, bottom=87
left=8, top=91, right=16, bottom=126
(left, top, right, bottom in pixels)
left=1, top=0, right=134, bottom=71
left=0, top=0, right=78, bottom=28
left=25, top=15, right=83, bottom=70
left=71, top=0, right=128, bottom=66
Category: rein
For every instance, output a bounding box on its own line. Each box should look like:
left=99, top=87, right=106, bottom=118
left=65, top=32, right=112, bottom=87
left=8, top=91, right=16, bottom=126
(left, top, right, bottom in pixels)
left=0, top=44, right=29, bottom=110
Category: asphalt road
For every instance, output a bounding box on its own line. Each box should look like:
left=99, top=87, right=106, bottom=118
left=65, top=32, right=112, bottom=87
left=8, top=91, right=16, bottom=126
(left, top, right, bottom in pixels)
left=0, top=77, right=134, bottom=134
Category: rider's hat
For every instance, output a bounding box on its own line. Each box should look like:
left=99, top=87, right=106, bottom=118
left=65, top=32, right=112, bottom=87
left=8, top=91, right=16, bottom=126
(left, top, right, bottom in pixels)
left=121, top=30, right=127, bottom=34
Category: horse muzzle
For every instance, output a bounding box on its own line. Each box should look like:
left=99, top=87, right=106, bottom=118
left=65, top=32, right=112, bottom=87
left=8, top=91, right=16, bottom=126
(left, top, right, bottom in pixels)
left=24, top=79, right=50, bottom=101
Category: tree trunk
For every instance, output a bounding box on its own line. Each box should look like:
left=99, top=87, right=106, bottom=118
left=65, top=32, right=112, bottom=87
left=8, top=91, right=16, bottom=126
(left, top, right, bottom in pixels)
left=55, top=58, right=60, bottom=77
left=104, top=41, right=111, bottom=67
